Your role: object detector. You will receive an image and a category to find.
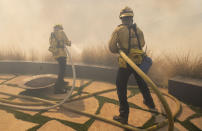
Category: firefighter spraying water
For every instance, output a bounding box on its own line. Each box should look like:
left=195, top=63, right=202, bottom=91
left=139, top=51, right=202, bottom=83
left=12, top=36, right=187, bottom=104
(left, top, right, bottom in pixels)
left=49, top=24, right=72, bottom=94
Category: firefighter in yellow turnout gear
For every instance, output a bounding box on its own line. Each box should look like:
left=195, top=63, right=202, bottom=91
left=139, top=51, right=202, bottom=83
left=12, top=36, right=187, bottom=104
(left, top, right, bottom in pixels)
left=49, top=24, right=71, bottom=94
left=108, top=7, right=156, bottom=125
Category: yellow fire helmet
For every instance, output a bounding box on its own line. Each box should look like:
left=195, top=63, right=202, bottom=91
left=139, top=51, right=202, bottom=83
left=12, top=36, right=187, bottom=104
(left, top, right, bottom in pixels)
left=119, top=6, right=134, bottom=18
left=54, top=24, right=63, bottom=30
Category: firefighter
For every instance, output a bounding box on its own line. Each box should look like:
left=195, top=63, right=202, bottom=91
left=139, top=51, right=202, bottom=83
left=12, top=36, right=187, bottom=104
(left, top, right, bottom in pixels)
left=108, top=7, right=156, bottom=124
left=49, top=24, right=71, bottom=94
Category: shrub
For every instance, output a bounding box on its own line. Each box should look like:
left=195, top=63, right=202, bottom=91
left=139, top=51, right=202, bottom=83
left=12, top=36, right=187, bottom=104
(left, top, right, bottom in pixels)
left=81, top=44, right=118, bottom=67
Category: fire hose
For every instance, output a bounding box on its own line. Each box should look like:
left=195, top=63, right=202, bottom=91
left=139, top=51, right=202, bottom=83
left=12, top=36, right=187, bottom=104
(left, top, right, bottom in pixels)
left=0, top=49, right=180, bottom=131
left=0, top=47, right=76, bottom=111
left=119, top=50, right=175, bottom=131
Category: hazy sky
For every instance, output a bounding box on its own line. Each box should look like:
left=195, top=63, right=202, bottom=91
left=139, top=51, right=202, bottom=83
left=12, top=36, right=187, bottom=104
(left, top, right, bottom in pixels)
left=0, top=0, right=202, bottom=57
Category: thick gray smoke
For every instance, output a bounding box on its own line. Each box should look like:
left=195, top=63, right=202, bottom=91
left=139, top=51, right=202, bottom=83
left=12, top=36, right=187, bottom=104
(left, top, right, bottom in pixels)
left=0, top=0, right=201, bottom=59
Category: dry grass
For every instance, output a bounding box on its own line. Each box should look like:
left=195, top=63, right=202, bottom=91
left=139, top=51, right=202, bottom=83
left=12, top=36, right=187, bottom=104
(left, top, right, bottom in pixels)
left=42, top=53, right=55, bottom=62
left=0, top=48, right=26, bottom=61
left=29, top=49, right=39, bottom=62
left=148, top=53, right=202, bottom=87
left=81, top=46, right=202, bottom=87
left=0, top=46, right=201, bottom=88
left=0, top=48, right=56, bottom=62
left=167, top=53, right=202, bottom=79
left=81, top=45, right=118, bottom=67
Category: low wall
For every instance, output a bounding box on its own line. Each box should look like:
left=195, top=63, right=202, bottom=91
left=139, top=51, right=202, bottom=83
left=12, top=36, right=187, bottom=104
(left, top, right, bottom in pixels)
left=168, top=76, right=202, bottom=107
left=0, top=61, right=136, bottom=84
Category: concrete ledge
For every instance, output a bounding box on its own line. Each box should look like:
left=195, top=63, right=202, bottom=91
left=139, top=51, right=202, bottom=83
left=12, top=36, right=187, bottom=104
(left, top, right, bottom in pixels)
left=0, top=61, right=117, bottom=83
left=168, top=76, right=202, bottom=107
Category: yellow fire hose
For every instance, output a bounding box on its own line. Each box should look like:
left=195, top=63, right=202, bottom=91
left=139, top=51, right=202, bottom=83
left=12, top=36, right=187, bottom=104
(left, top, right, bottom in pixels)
left=0, top=87, right=180, bottom=131
left=0, top=49, right=180, bottom=131
left=119, top=50, right=174, bottom=131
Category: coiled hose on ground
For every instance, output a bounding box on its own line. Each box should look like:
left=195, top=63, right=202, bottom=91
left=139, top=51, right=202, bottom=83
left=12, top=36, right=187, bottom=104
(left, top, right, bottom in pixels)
left=0, top=47, right=76, bottom=111
left=0, top=49, right=180, bottom=131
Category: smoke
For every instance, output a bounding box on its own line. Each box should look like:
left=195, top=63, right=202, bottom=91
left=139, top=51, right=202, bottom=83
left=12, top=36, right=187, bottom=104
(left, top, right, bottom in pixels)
left=0, top=0, right=201, bottom=59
